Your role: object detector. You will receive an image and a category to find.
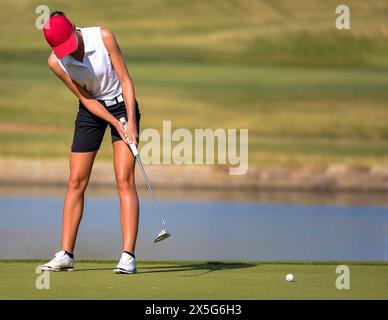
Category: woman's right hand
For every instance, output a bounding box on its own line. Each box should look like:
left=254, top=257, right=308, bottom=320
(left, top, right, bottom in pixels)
left=113, top=119, right=128, bottom=144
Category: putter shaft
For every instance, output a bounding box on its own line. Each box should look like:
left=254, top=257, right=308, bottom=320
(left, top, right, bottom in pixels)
left=119, top=117, right=169, bottom=232
left=135, top=155, right=168, bottom=230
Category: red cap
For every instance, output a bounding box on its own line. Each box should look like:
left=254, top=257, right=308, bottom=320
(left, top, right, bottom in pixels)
left=43, top=15, right=78, bottom=59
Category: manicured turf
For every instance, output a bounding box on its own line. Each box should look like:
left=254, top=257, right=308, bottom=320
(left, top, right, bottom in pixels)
left=1, top=1, right=388, bottom=166
left=0, top=260, right=387, bottom=299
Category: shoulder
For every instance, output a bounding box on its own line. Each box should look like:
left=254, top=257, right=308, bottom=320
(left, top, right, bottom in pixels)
left=100, top=27, right=115, bottom=41
left=47, top=53, right=66, bottom=76
left=100, top=27, right=118, bottom=51
left=48, top=52, right=59, bottom=69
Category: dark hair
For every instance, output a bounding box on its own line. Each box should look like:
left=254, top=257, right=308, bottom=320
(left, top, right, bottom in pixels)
left=50, top=11, right=65, bottom=17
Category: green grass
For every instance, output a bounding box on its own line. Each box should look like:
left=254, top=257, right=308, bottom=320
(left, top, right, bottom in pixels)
left=1, top=0, right=388, bottom=166
left=0, top=260, right=387, bottom=299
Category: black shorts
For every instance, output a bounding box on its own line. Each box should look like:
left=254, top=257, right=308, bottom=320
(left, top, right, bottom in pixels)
left=71, top=99, right=141, bottom=152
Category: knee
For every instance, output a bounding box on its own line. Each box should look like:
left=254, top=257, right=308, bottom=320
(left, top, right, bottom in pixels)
left=68, top=175, right=88, bottom=192
left=116, top=172, right=135, bottom=192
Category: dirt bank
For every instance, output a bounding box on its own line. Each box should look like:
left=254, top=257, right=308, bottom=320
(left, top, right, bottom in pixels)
left=0, top=158, right=387, bottom=192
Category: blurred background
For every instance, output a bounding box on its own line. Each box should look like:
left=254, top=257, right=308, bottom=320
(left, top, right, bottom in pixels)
left=0, top=1, right=387, bottom=260
left=1, top=0, right=388, bottom=165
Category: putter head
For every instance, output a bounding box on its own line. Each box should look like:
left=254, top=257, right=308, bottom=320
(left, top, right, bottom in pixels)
left=154, top=229, right=171, bottom=243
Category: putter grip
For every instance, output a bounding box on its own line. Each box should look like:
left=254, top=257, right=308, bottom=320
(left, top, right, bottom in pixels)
left=119, top=117, right=139, bottom=156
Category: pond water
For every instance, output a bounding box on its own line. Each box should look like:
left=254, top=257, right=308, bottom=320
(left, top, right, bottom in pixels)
left=0, top=187, right=387, bottom=261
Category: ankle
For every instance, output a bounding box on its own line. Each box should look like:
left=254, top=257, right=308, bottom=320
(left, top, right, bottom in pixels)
left=62, top=250, right=74, bottom=259
left=123, top=251, right=135, bottom=259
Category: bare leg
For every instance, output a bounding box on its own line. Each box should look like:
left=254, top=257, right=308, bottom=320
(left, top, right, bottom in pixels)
left=61, top=151, right=97, bottom=253
left=113, top=140, right=139, bottom=254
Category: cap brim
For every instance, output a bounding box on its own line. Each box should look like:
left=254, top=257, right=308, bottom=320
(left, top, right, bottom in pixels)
left=53, top=31, right=78, bottom=59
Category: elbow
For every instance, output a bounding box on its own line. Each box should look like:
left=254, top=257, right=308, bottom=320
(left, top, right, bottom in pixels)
left=79, top=95, right=93, bottom=106
left=120, top=76, right=133, bottom=88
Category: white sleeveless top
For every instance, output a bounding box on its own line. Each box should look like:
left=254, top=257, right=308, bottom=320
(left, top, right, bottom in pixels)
left=56, top=27, right=122, bottom=100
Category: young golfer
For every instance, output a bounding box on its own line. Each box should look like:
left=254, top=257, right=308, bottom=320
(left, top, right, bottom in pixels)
left=41, top=11, right=140, bottom=273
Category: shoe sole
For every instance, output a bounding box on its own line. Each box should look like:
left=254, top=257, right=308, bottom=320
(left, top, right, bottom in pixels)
left=41, top=267, right=74, bottom=272
left=113, top=268, right=137, bottom=274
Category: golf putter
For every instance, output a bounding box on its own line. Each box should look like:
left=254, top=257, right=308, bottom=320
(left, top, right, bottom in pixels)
left=119, top=117, right=171, bottom=243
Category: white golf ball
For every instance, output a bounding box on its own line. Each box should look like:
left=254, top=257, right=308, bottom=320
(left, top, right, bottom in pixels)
left=286, top=273, right=294, bottom=282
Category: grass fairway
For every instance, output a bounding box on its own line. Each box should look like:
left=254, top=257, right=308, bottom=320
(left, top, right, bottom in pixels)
left=0, top=260, right=387, bottom=299
left=1, top=1, right=388, bottom=166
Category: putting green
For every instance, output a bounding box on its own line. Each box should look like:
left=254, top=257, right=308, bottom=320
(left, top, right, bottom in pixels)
left=0, top=260, right=387, bottom=299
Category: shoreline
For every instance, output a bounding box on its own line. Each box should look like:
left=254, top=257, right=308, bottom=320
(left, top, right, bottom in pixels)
left=0, top=158, right=388, bottom=193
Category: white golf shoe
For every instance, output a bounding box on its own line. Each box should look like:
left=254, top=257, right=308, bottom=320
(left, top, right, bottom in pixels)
left=41, top=250, right=74, bottom=272
left=113, top=252, right=137, bottom=274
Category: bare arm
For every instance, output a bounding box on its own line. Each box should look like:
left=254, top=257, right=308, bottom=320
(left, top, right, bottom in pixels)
left=101, top=28, right=138, bottom=145
left=47, top=53, right=127, bottom=142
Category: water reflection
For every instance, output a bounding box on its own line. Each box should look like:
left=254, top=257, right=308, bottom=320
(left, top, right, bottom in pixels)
left=1, top=185, right=388, bottom=206
left=0, top=187, right=387, bottom=261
